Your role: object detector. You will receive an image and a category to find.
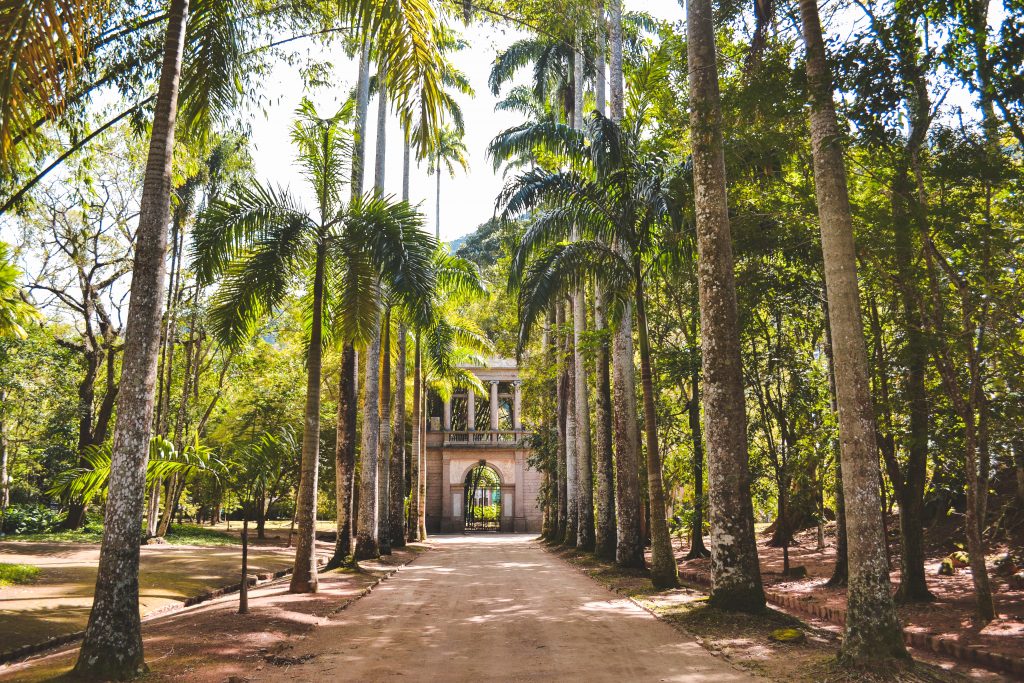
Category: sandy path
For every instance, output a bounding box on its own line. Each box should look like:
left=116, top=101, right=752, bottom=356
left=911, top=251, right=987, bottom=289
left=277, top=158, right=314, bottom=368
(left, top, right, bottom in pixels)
left=257, top=535, right=754, bottom=682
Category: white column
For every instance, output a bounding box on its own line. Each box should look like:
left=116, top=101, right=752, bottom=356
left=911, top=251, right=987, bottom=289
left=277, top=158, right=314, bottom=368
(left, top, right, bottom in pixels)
left=443, top=396, right=451, bottom=431
left=467, top=390, right=476, bottom=431
left=513, top=380, right=523, bottom=430
left=490, top=380, right=500, bottom=430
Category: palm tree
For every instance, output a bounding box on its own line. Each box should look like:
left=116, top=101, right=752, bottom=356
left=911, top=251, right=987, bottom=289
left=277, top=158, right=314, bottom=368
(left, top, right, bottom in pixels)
left=6, top=0, right=448, bottom=676
left=192, top=99, right=436, bottom=586
left=72, top=1, right=191, bottom=676
left=406, top=250, right=490, bottom=539
left=798, top=0, right=906, bottom=662
left=495, top=111, right=679, bottom=589
left=427, top=127, right=469, bottom=240
left=685, top=0, right=765, bottom=612
left=0, top=243, right=40, bottom=339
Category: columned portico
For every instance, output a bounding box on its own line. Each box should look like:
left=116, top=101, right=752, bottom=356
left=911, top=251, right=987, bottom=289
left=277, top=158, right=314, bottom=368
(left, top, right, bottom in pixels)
left=424, top=357, right=541, bottom=534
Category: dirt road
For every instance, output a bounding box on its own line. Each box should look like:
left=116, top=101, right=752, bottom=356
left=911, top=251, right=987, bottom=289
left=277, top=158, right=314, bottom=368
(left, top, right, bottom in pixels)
left=257, top=534, right=754, bottom=682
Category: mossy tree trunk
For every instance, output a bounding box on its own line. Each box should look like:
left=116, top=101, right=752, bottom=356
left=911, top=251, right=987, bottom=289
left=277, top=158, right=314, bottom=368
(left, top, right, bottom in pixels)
left=686, top=0, right=765, bottom=613
left=73, top=0, right=190, bottom=676
left=798, top=0, right=907, bottom=662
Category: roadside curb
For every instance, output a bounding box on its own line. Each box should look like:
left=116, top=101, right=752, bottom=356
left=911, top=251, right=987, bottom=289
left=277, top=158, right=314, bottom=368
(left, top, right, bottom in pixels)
left=678, top=568, right=1024, bottom=678
left=0, top=557, right=327, bottom=667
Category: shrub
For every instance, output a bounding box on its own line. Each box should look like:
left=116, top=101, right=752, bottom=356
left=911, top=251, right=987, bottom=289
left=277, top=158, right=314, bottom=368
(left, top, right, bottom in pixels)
left=0, top=504, right=65, bottom=535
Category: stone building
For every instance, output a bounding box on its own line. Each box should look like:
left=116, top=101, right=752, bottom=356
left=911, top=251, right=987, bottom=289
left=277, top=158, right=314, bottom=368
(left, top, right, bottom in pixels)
left=424, top=358, right=542, bottom=533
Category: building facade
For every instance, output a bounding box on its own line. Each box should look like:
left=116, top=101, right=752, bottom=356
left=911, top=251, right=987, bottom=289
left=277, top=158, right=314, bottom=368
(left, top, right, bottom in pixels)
left=424, top=358, right=542, bottom=533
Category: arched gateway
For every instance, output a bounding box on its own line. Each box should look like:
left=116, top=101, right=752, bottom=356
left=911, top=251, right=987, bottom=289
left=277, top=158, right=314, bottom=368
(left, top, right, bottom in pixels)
left=424, top=358, right=542, bottom=533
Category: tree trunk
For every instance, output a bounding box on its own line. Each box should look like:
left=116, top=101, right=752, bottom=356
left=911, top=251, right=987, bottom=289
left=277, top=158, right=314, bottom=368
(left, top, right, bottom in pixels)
left=686, top=0, right=765, bottom=613
left=593, top=283, right=616, bottom=560
left=391, top=324, right=407, bottom=547
left=798, top=0, right=906, bottom=662
left=435, top=168, right=441, bottom=240
left=823, top=296, right=849, bottom=587
left=408, top=334, right=422, bottom=542
left=563, top=300, right=579, bottom=546
left=686, top=366, right=710, bottom=559
left=378, top=310, right=393, bottom=556
left=571, top=42, right=594, bottom=551
left=73, top=0, right=190, bottom=677
left=351, top=35, right=371, bottom=200
left=607, top=0, right=642, bottom=569
left=590, top=23, right=614, bottom=556
left=889, top=163, right=933, bottom=603
left=330, top=344, right=358, bottom=566
left=239, top=516, right=249, bottom=614
left=289, top=236, right=327, bottom=594
left=634, top=269, right=679, bottom=588
left=556, top=304, right=568, bottom=542
left=418, top=382, right=427, bottom=541
left=355, top=302, right=382, bottom=560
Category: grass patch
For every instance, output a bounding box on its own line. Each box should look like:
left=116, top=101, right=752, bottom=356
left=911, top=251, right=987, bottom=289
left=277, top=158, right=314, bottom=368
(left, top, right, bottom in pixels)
left=0, top=562, right=40, bottom=587
left=164, top=524, right=236, bottom=546
left=9, top=525, right=104, bottom=544
left=9, top=523, right=237, bottom=547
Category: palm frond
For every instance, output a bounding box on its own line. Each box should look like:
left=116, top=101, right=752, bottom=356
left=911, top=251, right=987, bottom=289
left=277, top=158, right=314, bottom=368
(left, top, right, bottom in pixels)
left=487, top=120, right=586, bottom=171
left=178, top=0, right=246, bottom=144
left=515, top=240, right=631, bottom=352
left=0, top=0, right=105, bottom=166
left=191, top=182, right=314, bottom=286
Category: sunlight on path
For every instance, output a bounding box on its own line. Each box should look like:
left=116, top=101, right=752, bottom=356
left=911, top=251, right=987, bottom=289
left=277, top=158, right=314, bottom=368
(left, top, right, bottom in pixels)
left=255, top=535, right=754, bottom=682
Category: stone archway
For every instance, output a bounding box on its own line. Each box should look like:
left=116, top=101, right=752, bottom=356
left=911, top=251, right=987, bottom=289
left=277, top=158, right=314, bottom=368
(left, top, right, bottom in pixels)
left=463, top=462, right=502, bottom=531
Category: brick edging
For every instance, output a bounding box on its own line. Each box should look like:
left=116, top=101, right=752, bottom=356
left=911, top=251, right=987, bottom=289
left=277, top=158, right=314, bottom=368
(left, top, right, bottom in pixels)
left=679, top=568, right=1024, bottom=678
left=0, top=558, right=326, bottom=666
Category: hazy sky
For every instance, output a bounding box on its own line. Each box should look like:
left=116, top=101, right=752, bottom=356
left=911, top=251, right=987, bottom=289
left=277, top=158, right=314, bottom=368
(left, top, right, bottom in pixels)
left=247, top=0, right=685, bottom=244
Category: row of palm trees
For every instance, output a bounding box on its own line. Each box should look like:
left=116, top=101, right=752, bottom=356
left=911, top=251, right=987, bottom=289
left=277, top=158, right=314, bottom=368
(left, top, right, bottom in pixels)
left=492, top=0, right=905, bottom=668
left=2, top=0, right=470, bottom=678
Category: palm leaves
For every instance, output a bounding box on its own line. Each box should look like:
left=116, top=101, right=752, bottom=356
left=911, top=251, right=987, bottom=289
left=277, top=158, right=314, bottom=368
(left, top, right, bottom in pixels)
left=0, top=0, right=105, bottom=163
left=0, top=242, right=41, bottom=338
left=48, top=436, right=216, bottom=507
left=192, top=99, right=437, bottom=351
left=496, top=112, right=680, bottom=343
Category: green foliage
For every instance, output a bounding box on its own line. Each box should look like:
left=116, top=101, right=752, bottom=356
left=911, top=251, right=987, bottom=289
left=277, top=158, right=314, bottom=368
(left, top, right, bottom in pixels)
left=0, top=503, right=65, bottom=534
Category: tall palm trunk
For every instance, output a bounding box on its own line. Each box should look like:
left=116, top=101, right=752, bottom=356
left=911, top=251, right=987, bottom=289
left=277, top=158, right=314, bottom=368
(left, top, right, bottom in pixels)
left=417, top=381, right=427, bottom=540
left=572, top=41, right=594, bottom=551
left=634, top=266, right=679, bottom=588
left=592, top=4, right=616, bottom=563
left=798, top=0, right=906, bottom=662
left=290, top=236, right=327, bottom=593
left=351, top=36, right=371, bottom=199
left=408, top=332, right=421, bottom=542
left=390, top=324, right=407, bottom=546
left=375, top=85, right=392, bottom=556
left=74, top=0, right=190, bottom=675
left=435, top=168, right=441, bottom=240
left=379, top=309, right=392, bottom=555
left=556, top=304, right=568, bottom=541
left=686, top=0, right=765, bottom=612
left=329, top=344, right=357, bottom=566
left=563, top=298, right=579, bottom=546
left=593, top=284, right=616, bottom=559
left=333, top=32, right=371, bottom=564
left=607, top=0, right=643, bottom=569
left=355, top=301, right=382, bottom=560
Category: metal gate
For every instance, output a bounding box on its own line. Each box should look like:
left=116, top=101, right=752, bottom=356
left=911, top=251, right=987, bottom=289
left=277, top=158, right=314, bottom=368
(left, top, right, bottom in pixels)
left=464, top=464, right=501, bottom=532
